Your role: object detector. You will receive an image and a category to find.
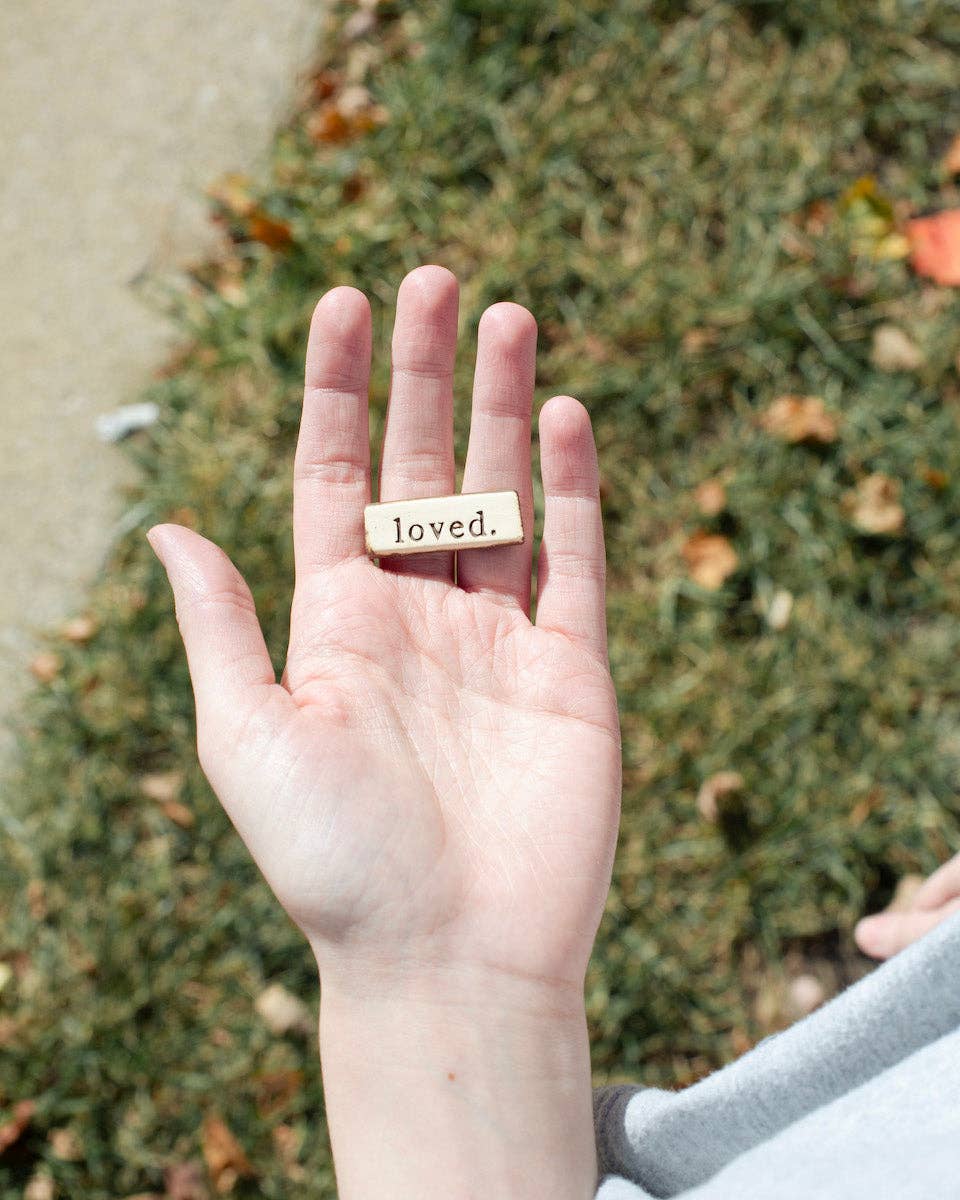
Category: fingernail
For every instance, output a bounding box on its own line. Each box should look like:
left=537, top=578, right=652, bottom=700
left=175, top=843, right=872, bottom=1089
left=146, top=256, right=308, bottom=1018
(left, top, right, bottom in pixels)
left=146, top=525, right=168, bottom=567
left=854, top=915, right=884, bottom=950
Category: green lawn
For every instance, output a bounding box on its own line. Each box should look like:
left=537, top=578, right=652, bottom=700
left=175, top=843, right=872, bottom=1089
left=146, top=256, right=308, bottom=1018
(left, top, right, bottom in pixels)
left=4, top=1, right=960, bottom=1194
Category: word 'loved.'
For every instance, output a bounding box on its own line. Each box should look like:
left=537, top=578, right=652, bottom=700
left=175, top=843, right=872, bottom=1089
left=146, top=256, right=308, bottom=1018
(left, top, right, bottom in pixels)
left=364, top=490, right=524, bottom=556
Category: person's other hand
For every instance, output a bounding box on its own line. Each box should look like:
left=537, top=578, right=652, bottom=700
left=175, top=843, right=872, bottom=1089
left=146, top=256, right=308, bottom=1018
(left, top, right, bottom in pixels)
left=147, top=266, right=622, bottom=1004
left=854, top=852, right=960, bottom=960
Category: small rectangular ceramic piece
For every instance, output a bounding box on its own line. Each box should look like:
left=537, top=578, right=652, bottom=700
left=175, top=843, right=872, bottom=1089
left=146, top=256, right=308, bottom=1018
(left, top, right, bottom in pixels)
left=364, top=490, right=523, bottom=556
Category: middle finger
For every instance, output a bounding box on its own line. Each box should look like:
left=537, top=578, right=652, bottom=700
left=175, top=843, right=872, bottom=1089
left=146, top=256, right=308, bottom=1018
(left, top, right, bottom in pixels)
left=377, top=265, right=459, bottom=583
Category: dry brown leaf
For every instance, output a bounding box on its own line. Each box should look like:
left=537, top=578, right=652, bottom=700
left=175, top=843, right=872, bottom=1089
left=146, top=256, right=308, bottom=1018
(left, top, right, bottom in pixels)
left=694, top=479, right=726, bottom=517
left=254, top=984, right=313, bottom=1037
left=847, top=474, right=905, bottom=536
left=206, top=173, right=255, bottom=218
left=308, top=68, right=340, bottom=103
left=23, top=1171, right=55, bottom=1200
left=48, top=1127, right=82, bottom=1161
left=682, top=326, right=719, bottom=353
left=304, top=87, right=388, bottom=145
left=214, top=261, right=247, bottom=307
left=164, top=1160, right=209, bottom=1200
left=583, top=333, right=614, bottom=363
left=942, top=133, right=960, bottom=176
left=907, top=209, right=960, bottom=286
left=60, top=615, right=98, bottom=643
left=27, top=880, right=46, bottom=921
left=201, top=1114, right=253, bottom=1194
left=761, top=395, right=838, bottom=445
left=681, top=533, right=738, bottom=590
left=255, top=1070, right=304, bottom=1118
left=29, top=652, right=62, bottom=684
left=870, top=324, right=924, bottom=372
left=696, top=771, right=744, bottom=822
left=168, top=508, right=197, bottom=530
left=921, top=466, right=948, bottom=491
left=139, top=771, right=184, bottom=804
left=271, top=1125, right=306, bottom=1182
left=306, top=104, right=361, bottom=144
left=0, top=1099, right=35, bottom=1156
left=803, top=198, right=833, bottom=236
left=161, top=801, right=195, bottom=829
left=245, top=212, right=293, bottom=251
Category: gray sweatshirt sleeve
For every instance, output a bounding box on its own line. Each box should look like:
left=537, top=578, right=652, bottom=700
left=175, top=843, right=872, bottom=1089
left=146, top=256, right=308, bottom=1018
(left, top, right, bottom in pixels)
left=592, top=908, right=960, bottom=1199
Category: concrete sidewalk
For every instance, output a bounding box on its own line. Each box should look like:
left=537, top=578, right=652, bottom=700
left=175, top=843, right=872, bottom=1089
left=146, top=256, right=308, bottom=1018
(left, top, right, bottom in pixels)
left=0, top=1, right=324, bottom=760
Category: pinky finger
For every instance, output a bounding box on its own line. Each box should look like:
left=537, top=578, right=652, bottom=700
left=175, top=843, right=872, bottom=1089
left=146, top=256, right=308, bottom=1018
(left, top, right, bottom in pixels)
left=534, top=396, right=608, bottom=663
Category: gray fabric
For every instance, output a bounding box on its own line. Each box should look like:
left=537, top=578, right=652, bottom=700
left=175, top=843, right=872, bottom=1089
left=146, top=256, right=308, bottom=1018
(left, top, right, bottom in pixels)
left=592, top=908, right=960, bottom=1198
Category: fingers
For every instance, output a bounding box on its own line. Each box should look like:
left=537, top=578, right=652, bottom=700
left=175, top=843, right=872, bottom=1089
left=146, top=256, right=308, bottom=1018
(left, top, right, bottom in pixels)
left=457, top=303, right=537, bottom=611
left=147, top=524, right=285, bottom=754
left=910, top=851, right=960, bottom=912
left=534, top=396, right=608, bottom=662
left=377, top=266, right=459, bottom=583
left=293, top=287, right=373, bottom=576
left=854, top=897, right=960, bottom=960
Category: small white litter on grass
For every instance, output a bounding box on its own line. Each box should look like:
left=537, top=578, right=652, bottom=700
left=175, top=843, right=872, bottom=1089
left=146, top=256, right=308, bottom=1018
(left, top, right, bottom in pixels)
left=95, top=401, right=159, bottom=443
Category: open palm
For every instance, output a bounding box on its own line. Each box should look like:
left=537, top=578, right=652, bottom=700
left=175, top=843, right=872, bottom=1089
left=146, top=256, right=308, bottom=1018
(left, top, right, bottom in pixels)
left=149, top=267, right=622, bottom=997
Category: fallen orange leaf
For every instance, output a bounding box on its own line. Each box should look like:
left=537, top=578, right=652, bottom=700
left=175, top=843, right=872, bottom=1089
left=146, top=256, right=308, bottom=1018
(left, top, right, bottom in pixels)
left=48, top=1126, right=83, bottom=1161
left=255, top=1070, right=304, bottom=1118
left=920, top=466, right=948, bottom=491
left=200, top=1114, right=253, bottom=1194
left=206, top=173, right=255, bottom=218
left=694, top=479, right=726, bottom=517
left=681, top=532, right=738, bottom=590
left=761, top=395, right=838, bottom=445
left=847, top=474, right=904, bottom=536
left=29, top=652, right=61, bottom=684
left=271, top=1124, right=306, bottom=1182
left=906, top=209, right=960, bottom=286
left=60, top=614, right=98, bottom=643
left=161, top=800, right=195, bottom=829
left=245, top=212, right=293, bottom=251
left=696, top=771, right=744, bottom=822
left=0, top=1099, right=36, bottom=1156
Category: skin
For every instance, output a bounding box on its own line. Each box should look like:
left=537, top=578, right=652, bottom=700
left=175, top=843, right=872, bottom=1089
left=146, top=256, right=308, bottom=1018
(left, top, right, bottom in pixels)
left=855, top=851, right=960, bottom=961
left=149, top=265, right=622, bottom=1197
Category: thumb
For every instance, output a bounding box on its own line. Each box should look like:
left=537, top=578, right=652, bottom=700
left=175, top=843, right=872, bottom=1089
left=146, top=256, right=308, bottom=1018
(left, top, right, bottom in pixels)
left=854, top=897, right=960, bottom=961
left=148, top=524, right=278, bottom=752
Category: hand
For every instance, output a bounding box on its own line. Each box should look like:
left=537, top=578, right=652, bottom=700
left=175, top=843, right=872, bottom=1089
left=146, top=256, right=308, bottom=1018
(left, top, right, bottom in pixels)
left=855, top=852, right=960, bottom=959
left=148, top=266, right=622, bottom=1002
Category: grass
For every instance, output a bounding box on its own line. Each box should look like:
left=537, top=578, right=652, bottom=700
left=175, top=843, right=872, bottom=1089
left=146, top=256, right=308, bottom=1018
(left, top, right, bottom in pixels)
left=4, top=0, right=960, bottom=1193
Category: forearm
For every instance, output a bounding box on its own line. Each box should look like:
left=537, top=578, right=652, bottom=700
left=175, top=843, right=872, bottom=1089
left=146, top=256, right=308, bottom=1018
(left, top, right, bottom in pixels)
left=316, top=959, right=598, bottom=1200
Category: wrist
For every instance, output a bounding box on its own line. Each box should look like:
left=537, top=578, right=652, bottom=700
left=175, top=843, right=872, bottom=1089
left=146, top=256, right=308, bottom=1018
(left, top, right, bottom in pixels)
left=315, top=959, right=597, bottom=1200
